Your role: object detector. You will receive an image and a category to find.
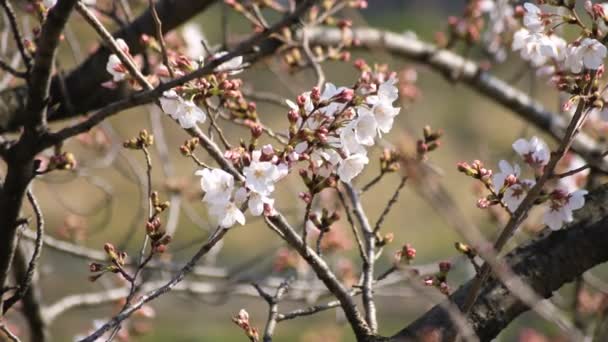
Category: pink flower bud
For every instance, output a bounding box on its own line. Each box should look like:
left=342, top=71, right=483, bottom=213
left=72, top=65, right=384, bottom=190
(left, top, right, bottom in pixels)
left=296, top=95, right=307, bottom=107
left=439, top=261, right=451, bottom=273
left=405, top=244, right=416, bottom=259
left=262, top=144, right=274, bottom=156
left=336, top=88, right=354, bottom=102
left=250, top=124, right=263, bottom=138
left=288, top=109, right=299, bottom=123
left=476, top=198, right=490, bottom=209
left=311, top=86, right=321, bottom=102
left=505, top=174, right=517, bottom=187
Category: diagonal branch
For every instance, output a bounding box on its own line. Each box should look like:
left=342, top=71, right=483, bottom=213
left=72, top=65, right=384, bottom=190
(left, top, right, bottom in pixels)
left=391, top=184, right=608, bottom=341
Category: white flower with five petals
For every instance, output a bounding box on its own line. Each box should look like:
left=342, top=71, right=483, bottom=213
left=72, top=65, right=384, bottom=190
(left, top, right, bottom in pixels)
left=209, top=201, right=246, bottom=228
left=243, top=151, right=280, bottom=195
left=196, top=168, right=234, bottom=204
left=160, top=91, right=206, bottom=129
left=503, top=179, right=535, bottom=212
left=492, top=160, right=520, bottom=189
left=577, top=38, right=607, bottom=70
left=512, top=136, right=550, bottom=168
left=212, top=51, right=244, bottom=75
left=543, top=189, right=587, bottom=230
left=337, top=153, right=369, bottom=183
left=523, top=3, right=544, bottom=32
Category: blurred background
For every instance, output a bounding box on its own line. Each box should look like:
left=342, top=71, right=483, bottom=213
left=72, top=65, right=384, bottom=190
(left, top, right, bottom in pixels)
left=3, top=0, right=589, bottom=341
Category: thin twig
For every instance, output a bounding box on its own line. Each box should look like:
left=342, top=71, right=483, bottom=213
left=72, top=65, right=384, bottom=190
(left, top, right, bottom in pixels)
left=2, top=189, right=44, bottom=312
left=343, top=182, right=377, bottom=333
left=0, top=58, right=25, bottom=78
left=336, top=188, right=367, bottom=263
left=361, top=171, right=385, bottom=193
left=373, top=176, right=407, bottom=233
left=148, top=0, right=174, bottom=78
left=78, top=228, right=229, bottom=342
left=0, top=0, right=31, bottom=73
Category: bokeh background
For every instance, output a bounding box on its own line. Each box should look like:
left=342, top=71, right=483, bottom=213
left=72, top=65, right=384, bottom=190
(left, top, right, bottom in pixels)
left=4, top=1, right=589, bottom=341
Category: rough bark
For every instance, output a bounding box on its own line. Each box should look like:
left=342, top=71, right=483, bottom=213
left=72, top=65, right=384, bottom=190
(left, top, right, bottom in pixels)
left=390, top=184, right=608, bottom=341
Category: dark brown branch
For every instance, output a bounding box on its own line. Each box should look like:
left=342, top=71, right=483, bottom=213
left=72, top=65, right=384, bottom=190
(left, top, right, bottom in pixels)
left=0, top=59, right=26, bottom=78
left=3, top=190, right=45, bottom=313
left=390, top=184, right=608, bottom=341
left=8, top=245, right=48, bottom=342
left=0, top=0, right=78, bottom=315
left=0, top=0, right=218, bottom=132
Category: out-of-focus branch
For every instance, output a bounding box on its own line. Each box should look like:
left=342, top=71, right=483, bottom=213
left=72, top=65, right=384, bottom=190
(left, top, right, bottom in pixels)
left=0, top=0, right=32, bottom=73
left=306, top=27, right=607, bottom=168
left=3, top=190, right=45, bottom=314
left=0, top=0, right=78, bottom=315
left=8, top=244, right=47, bottom=342
left=19, top=228, right=228, bottom=278
left=391, top=184, right=608, bottom=341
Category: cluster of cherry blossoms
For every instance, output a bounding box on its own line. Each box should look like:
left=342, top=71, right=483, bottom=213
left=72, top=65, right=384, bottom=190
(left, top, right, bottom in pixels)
left=512, top=2, right=607, bottom=77
left=460, top=136, right=587, bottom=230
left=103, top=24, right=403, bottom=229
left=192, top=62, right=401, bottom=228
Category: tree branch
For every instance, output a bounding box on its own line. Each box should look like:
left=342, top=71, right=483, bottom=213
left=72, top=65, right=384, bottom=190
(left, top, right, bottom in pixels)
left=0, top=0, right=78, bottom=315
left=0, top=0, right=218, bottom=132
left=306, top=27, right=607, bottom=168
left=391, top=184, right=608, bottom=341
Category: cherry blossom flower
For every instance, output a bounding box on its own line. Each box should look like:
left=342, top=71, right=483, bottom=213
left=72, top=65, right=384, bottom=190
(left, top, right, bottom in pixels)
left=243, top=151, right=281, bottom=195
left=523, top=3, right=544, bottom=32
left=196, top=168, right=234, bottom=204
left=212, top=51, right=244, bottom=75
left=320, top=83, right=349, bottom=117
left=160, top=91, right=206, bottom=129
left=106, top=55, right=127, bottom=82
left=249, top=192, right=274, bottom=216
left=173, top=100, right=206, bottom=129
left=182, top=23, right=206, bottom=59
left=340, top=122, right=366, bottom=156
left=577, top=38, right=607, bottom=70
left=503, top=179, right=535, bottom=212
left=310, top=148, right=342, bottom=169
left=367, top=75, right=399, bottom=105
left=512, top=136, right=550, bottom=168
left=209, top=201, right=246, bottom=228
left=540, top=35, right=567, bottom=61
left=159, top=90, right=181, bottom=115
left=543, top=189, right=587, bottom=230
left=349, top=110, right=377, bottom=146
left=492, top=160, right=520, bottom=189
left=512, top=29, right=552, bottom=66
left=286, top=92, right=314, bottom=115
left=371, top=101, right=400, bottom=134
left=337, top=153, right=369, bottom=183
left=564, top=44, right=585, bottom=73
